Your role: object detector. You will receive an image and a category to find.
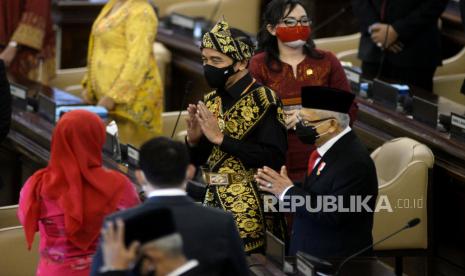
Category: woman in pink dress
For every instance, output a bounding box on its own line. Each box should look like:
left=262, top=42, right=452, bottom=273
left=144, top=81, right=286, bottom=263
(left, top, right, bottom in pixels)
left=18, top=110, right=140, bottom=275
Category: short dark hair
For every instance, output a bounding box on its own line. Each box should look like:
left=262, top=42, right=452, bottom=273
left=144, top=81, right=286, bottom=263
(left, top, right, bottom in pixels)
left=138, top=137, right=190, bottom=187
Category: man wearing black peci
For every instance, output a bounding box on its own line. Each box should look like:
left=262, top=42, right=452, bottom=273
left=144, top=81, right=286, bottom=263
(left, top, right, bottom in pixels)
left=256, top=87, right=378, bottom=258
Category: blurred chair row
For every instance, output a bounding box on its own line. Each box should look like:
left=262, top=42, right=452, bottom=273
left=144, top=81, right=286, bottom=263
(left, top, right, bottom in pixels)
left=157, top=0, right=261, bottom=34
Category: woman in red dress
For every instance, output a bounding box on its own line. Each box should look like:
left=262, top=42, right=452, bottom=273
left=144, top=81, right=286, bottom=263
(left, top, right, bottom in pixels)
left=18, top=110, right=140, bottom=276
left=250, top=0, right=356, bottom=181
left=0, top=0, right=55, bottom=84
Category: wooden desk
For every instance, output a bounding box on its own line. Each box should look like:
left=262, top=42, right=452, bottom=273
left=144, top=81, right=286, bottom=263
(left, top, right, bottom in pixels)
left=1, top=75, right=158, bottom=205
left=247, top=254, right=395, bottom=276
left=247, top=254, right=287, bottom=276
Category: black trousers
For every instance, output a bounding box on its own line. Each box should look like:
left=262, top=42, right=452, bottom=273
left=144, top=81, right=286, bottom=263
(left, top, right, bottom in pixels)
left=362, top=61, right=437, bottom=93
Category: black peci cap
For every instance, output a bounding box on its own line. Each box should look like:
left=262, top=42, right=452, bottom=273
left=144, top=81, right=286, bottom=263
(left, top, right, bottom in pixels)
left=301, top=86, right=355, bottom=114
left=122, top=208, right=177, bottom=246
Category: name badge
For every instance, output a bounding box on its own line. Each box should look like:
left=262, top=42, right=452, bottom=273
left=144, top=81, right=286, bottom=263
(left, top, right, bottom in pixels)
left=10, top=83, right=28, bottom=110
left=127, top=145, right=139, bottom=168
left=344, top=67, right=361, bottom=95
left=451, top=113, right=465, bottom=141
left=205, top=173, right=231, bottom=186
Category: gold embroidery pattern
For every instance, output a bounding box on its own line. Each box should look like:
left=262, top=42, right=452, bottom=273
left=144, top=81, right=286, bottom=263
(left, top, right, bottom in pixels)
left=11, top=12, right=46, bottom=50
left=203, top=86, right=285, bottom=252
left=201, top=19, right=253, bottom=61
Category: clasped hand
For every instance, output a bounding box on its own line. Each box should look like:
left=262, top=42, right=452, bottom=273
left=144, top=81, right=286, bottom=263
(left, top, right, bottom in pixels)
left=186, top=101, right=224, bottom=146
left=370, top=23, right=403, bottom=54
left=255, top=166, right=293, bottom=198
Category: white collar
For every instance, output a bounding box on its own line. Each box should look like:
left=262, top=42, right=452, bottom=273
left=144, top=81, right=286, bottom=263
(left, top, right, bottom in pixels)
left=317, top=126, right=351, bottom=158
left=147, top=189, right=187, bottom=198
left=166, top=259, right=199, bottom=276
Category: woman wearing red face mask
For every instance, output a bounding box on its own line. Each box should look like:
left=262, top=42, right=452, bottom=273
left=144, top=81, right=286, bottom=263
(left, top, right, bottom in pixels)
left=250, top=0, right=357, bottom=181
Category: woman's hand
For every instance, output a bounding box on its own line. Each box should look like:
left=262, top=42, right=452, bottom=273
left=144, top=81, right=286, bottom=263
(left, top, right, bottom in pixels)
left=98, top=96, right=116, bottom=111
left=81, top=89, right=96, bottom=104
left=0, top=46, right=18, bottom=67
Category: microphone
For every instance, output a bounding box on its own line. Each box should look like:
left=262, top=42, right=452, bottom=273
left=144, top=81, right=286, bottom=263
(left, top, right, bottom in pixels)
left=208, top=0, right=223, bottom=27
left=171, top=81, right=191, bottom=138
left=334, top=218, right=421, bottom=276
left=312, top=4, right=352, bottom=34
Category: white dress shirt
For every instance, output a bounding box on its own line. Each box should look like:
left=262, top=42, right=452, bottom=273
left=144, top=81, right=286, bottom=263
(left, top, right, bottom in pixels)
left=147, top=188, right=187, bottom=198
left=279, top=126, right=352, bottom=201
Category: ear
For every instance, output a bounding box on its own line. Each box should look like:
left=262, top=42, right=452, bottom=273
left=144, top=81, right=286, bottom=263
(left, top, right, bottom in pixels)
left=328, top=118, right=339, bottom=133
left=186, top=164, right=196, bottom=181
left=266, top=24, right=277, bottom=36
left=135, top=170, right=147, bottom=187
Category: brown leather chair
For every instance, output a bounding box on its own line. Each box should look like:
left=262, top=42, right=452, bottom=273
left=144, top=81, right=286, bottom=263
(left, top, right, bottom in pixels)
left=314, top=32, right=360, bottom=55
left=153, top=0, right=205, bottom=17
left=0, top=204, right=20, bottom=229
left=165, top=0, right=261, bottom=34
left=435, top=47, right=465, bottom=77
left=371, top=137, right=434, bottom=275
left=433, top=73, right=465, bottom=106
left=0, top=226, right=40, bottom=276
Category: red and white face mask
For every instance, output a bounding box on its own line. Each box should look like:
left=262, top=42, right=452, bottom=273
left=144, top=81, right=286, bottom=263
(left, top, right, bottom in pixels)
left=275, top=26, right=311, bottom=48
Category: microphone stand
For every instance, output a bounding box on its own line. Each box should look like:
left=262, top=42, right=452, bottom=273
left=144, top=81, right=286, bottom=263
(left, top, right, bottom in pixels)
left=312, top=4, right=352, bottom=34
left=334, top=218, right=421, bottom=276
left=171, top=81, right=192, bottom=138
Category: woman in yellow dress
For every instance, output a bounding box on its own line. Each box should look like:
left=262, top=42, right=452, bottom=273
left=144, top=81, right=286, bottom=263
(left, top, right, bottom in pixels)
left=82, top=0, right=163, bottom=133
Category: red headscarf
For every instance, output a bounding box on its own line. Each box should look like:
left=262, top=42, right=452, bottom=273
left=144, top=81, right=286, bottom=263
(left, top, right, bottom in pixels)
left=21, top=110, right=128, bottom=250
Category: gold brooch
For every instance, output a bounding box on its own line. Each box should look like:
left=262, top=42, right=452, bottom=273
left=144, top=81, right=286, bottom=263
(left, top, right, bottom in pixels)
left=306, top=68, right=313, bottom=76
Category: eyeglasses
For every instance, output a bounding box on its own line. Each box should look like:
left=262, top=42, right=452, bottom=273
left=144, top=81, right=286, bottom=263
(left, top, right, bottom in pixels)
left=297, top=116, right=334, bottom=127
left=281, top=17, right=312, bottom=27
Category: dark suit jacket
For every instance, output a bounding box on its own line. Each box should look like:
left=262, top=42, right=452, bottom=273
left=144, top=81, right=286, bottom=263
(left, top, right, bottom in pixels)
left=351, top=0, right=448, bottom=68
left=285, top=131, right=378, bottom=258
left=91, top=196, right=249, bottom=276
left=0, top=60, right=11, bottom=142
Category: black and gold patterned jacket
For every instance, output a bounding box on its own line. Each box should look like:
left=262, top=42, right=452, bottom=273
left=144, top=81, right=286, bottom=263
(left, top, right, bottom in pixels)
left=188, top=73, right=287, bottom=252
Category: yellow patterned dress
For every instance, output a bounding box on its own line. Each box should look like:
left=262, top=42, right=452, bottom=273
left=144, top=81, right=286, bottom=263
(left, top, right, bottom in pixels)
left=82, top=0, right=163, bottom=133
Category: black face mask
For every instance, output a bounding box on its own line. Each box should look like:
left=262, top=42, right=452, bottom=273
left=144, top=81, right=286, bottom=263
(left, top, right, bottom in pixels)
left=295, top=121, right=320, bottom=145
left=203, top=63, right=237, bottom=89
left=295, top=119, right=332, bottom=145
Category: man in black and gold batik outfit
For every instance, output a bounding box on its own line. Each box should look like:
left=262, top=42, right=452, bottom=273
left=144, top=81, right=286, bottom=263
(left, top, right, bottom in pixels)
left=186, top=19, right=288, bottom=253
